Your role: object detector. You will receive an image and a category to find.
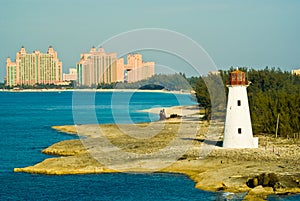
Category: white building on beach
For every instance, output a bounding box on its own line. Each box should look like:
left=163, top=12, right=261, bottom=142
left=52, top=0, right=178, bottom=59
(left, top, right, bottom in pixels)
left=223, top=69, right=258, bottom=148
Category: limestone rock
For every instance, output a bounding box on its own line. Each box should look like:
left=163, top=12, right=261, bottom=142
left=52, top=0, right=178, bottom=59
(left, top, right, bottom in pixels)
left=244, top=185, right=274, bottom=201
left=246, top=173, right=279, bottom=188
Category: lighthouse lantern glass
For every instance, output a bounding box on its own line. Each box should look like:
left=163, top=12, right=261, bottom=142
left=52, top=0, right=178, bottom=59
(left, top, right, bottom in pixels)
left=229, top=70, right=247, bottom=85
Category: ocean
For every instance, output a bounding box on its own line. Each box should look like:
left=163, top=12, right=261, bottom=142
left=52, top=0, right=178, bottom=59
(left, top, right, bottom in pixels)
left=0, top=91, right=298, bottom=200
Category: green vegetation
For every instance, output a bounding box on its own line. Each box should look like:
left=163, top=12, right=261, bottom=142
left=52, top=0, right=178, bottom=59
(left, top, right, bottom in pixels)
left=125, top=73, right=191, bottom=91
left=2, top=81, right=76, bottom=90
left=246, top=68, right=300, bottom=137
left=97, top=73, right=192, bottom=91
left=188, top=74, right=226, bottom=120
left=0, top=82, right=5, bottom=89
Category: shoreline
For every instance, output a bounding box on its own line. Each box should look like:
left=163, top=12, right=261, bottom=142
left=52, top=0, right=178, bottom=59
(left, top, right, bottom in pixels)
left=137, top=104, right=203, bottom=119
left=0, top=88, right=194, bottom=94
left=14, top=119, right=300, bottom=200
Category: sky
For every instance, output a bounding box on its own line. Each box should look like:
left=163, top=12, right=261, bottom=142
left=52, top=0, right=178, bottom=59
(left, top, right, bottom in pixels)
left=0, top=0, right=300, bottom=81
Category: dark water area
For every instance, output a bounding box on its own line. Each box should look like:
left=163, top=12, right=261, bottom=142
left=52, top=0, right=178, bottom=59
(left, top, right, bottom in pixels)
left=0, top=91, right=298, bottom=200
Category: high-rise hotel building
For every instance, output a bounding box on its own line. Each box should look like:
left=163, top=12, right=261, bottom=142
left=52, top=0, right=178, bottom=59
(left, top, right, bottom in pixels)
left=76, top=47, right=124, bottom=87
left=76, top=47, right=155, bottom=86
left=125, top=54, right=155, bottom=83
left=6, top=46, right=62, bottom=86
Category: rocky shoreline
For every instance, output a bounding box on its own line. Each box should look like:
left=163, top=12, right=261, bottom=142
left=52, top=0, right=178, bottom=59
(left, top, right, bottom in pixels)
left=14, top=120, right=300, bottom=200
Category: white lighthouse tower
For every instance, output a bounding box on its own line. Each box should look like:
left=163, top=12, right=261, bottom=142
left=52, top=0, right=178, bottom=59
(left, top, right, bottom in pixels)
left=223, top=69, right=258, bottom=148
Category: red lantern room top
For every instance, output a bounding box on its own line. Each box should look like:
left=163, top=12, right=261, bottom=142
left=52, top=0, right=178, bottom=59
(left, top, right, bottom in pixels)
left=228, top=70, right=248, bottom=85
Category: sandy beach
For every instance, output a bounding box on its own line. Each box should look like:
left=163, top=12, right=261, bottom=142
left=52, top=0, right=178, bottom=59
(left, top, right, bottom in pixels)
left=14, top=110, right=300, bottom=201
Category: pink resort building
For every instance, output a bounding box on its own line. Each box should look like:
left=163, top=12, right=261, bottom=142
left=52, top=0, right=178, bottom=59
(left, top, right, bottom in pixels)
left=6, top=46, right=62, bottom=86
left=63, top=68, right=77, bottom=81
left=124, top=54, right=155, bottom=83
left=76, top=47, right=155, bottom=87
left=76, top=47, right=123, bottom=87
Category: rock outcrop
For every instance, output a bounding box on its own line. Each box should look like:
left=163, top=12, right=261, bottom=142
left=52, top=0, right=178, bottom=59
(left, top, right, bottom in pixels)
left=246, top=173, right=279, bottom=189
left=14, top=121, right=300, bottom=200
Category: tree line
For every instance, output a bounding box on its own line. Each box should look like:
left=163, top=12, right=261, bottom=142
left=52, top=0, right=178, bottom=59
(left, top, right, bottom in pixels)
left=190, top=67, right=300, bottom=137
left=97, top=73, right=192, bottom=91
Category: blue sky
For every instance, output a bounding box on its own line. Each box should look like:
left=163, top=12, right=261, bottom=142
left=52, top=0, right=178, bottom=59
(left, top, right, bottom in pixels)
left=0, top=0, right=300, bottom=81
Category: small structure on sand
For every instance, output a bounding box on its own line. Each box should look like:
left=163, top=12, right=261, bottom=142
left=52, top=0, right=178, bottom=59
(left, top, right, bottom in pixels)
left=159, top=109, right=166, bottom=120
left=223, top=69, right=258, bottom=148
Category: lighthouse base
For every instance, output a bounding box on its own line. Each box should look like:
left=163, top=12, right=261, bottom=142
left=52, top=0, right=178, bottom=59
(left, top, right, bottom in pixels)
left=222, top=137, right=259, bottom=148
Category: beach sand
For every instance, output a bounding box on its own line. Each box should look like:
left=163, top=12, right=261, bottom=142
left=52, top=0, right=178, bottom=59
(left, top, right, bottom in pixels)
left=14, top=118, right=300, bottom=200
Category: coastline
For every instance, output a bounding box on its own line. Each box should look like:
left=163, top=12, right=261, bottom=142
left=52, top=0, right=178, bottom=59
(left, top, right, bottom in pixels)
left=14, top=116, right=300, bottom=200
left=0, top=88, right=194, bottom=95
left=137, top=105, right=203, bottom=119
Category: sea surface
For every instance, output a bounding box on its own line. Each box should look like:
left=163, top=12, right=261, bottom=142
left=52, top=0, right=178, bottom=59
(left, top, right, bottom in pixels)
left=0, top=91, right=298, bottom=201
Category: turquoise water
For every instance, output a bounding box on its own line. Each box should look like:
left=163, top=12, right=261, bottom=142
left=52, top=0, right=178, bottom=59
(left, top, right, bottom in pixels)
left=0, top=91, right=298, bottom=200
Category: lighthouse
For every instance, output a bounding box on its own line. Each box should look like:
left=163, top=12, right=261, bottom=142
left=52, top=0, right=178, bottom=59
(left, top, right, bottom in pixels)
left=223, top=69, right=258, bottom=148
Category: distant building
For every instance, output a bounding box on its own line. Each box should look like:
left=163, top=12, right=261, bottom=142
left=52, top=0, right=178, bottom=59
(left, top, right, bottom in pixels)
left=76, top=47, right=123, bottom=87
left=76, top=47, right=155, bottom=86
left=6, top=46, right=62, bottom=86
left=63, top=68, right=77, bottom=81
left=209, top=70, right=221, bottom=75
left=124, top=54, right=155, bottom=83
left=292, top=69, right=300, bottom=75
